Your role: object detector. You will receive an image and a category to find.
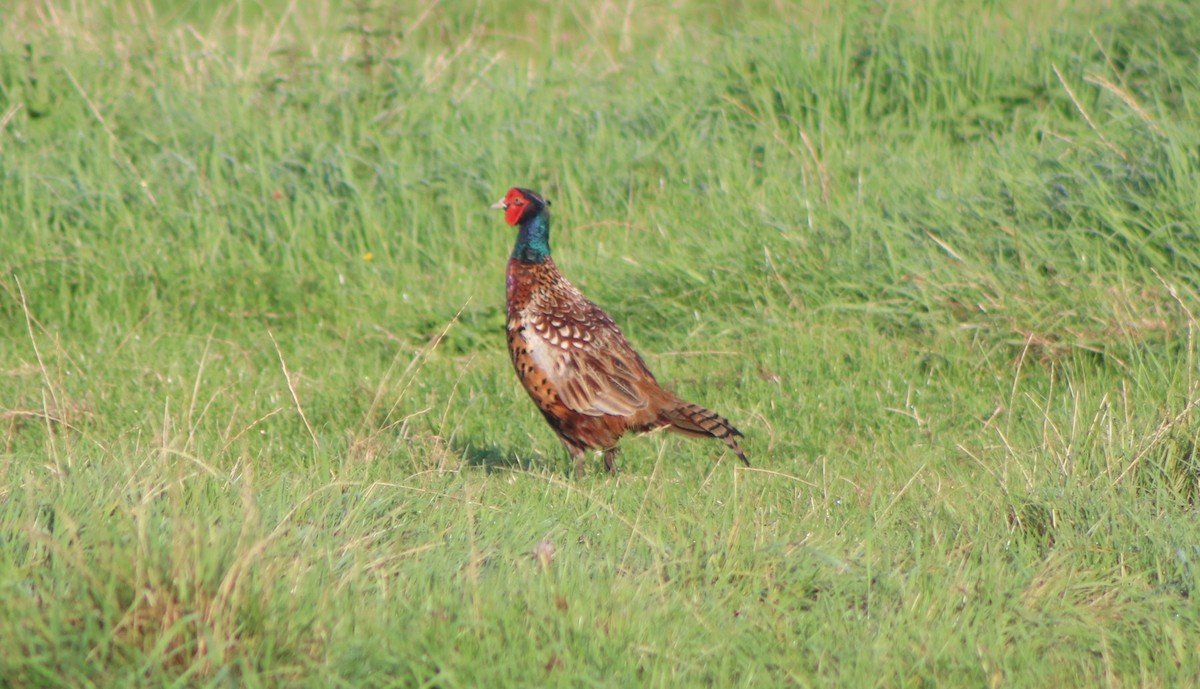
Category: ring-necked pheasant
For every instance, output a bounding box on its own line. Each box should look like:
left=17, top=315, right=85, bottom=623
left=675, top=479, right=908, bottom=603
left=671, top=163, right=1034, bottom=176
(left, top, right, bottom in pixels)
left=491, top=187, right=748, bottom=474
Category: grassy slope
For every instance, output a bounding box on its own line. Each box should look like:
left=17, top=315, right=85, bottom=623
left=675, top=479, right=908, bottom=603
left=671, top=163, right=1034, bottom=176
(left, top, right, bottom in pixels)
left=2, top=0, right=1200, bottom=686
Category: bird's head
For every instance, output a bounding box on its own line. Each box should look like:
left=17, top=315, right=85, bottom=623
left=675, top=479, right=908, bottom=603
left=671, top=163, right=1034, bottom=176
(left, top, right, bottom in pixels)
left=491, top=187, right=550, bottom=226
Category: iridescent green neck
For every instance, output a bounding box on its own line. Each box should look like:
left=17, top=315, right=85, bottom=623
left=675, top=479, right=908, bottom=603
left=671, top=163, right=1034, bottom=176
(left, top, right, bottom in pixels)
left=512, top=210, right=551, bottom=264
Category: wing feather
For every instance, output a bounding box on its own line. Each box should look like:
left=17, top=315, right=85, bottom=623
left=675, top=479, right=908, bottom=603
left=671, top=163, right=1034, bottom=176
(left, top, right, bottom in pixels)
left=524, top=302, right=657, bottom=418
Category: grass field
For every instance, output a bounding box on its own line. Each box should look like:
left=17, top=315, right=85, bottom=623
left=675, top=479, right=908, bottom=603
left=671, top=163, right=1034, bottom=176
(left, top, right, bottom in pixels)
left=3, top=0, right=1200, bottom=686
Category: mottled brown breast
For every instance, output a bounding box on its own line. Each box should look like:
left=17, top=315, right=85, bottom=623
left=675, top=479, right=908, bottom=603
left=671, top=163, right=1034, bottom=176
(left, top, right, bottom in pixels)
left=506, top=258, right=563, bottom=319
left=505, top=258, right=571, bottom=411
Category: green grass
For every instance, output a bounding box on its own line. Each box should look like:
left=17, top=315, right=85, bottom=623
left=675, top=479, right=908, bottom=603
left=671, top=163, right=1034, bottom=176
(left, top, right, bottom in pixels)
left=3, top=0, right=1200, bottom=685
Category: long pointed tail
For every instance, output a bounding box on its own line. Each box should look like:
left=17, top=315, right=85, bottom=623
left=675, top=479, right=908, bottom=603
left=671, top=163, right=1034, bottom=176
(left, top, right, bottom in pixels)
left=663, top=402, right=749, bottom=466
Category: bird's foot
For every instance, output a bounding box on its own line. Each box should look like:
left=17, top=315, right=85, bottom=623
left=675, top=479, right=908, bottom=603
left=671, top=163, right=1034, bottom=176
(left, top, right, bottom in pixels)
left=602, top=447, right=621, bottom=474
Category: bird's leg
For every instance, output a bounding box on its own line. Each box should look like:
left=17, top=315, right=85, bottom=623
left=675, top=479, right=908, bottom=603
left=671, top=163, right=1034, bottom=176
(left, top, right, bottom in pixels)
left=602, top=446, right=621, bottom=474
left=567, top=444, right=587, bottom=478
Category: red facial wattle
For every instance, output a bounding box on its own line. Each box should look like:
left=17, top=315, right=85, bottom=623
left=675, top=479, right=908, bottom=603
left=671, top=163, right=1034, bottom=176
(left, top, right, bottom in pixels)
left=505, top=200, right=526, bottom=225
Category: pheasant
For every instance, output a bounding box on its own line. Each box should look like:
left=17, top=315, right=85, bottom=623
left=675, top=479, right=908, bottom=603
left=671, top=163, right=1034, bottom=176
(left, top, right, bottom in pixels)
left=491, top=186, right=748, bottom=474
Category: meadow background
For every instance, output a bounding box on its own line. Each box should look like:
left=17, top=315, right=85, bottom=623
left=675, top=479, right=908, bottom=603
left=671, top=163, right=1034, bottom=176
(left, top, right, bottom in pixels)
left=3, top=0, right=1200, bottom=686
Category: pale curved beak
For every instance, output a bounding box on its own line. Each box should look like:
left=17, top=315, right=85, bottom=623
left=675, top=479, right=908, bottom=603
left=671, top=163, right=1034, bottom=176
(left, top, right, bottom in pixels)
left=490, top=198, right=507, bottom=210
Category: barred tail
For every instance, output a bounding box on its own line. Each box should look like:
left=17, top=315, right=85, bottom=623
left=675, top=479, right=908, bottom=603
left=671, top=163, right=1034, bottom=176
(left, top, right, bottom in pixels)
left=663, top=402, right=749, bottom=466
